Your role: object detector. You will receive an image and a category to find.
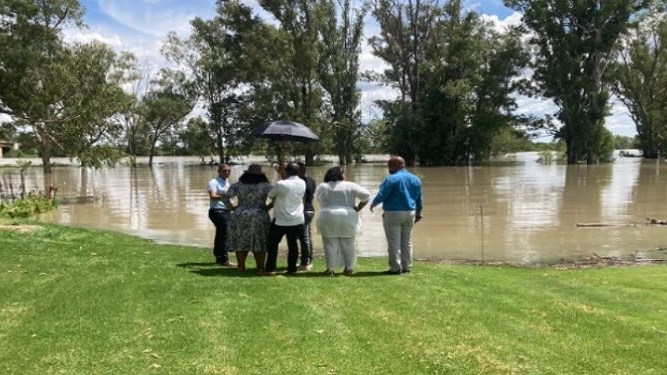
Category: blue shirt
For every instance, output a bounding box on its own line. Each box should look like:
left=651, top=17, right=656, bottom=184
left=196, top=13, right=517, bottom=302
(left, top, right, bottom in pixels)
left=371, top=169, right=423, bottom=213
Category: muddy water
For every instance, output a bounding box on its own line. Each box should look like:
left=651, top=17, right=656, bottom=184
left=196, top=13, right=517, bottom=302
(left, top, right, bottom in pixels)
left=4, top=153, right=667, bottom=264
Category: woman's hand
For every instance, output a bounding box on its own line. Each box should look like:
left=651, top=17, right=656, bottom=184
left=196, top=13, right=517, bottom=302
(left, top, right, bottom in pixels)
left=354, top=201, right=368, bottom=212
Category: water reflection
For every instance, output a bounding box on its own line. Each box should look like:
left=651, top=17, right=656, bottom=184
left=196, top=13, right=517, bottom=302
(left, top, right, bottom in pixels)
left=3, top=153, right=667, bottom=264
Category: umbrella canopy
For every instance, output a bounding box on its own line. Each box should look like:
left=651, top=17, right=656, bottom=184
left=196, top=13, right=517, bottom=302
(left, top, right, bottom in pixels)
left=252, top=120, right=320, bottom=143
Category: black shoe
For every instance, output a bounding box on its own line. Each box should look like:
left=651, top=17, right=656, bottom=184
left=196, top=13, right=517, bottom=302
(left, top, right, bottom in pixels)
left=382, top=270, right=401, bottom=275
left=401, top=269, right=411, bottom=274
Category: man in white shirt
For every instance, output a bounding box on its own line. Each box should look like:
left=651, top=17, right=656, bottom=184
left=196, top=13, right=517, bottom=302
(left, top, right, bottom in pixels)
left=207, top=163, right=233, bottom=266
left=264, top=162, right=306, bottom=275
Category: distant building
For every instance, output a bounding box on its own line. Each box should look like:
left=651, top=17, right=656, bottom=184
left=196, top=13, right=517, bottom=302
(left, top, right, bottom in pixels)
left=0, top=140, right=19, bottom=158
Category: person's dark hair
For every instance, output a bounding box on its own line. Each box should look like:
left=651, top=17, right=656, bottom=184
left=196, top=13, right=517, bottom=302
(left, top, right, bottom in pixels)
left=239, top=172, right=269, bottom=184
left=285, top=162, right=300, bottom=177
left=323, top=166, right=344, bottom=183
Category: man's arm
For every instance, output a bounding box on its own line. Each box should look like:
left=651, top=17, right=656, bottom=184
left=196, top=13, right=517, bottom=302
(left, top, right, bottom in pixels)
left=207, top=180, right=222, bottom=201
left=414, top=179, right=423, bottom=223
left=369, top=179, right=390, bottom=212
left=303, top=176, right=316, bottom=207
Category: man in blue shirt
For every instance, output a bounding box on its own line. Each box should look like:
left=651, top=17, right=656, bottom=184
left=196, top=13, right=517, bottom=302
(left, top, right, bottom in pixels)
left=370, top=156, right=423, bottom=274
left=208, top=163, right=233, bottom=266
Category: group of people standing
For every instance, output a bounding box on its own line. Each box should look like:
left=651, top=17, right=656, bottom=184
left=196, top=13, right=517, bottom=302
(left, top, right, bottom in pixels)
left=207, top=156, right=423, bottom=276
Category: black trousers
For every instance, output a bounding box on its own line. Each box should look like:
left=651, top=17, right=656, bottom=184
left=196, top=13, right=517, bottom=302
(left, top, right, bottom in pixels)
left=266, top=221, right=304, bottom=273
left=299, top=211, right=314, bottom=266
left=208, top=208, right=230, bottom=263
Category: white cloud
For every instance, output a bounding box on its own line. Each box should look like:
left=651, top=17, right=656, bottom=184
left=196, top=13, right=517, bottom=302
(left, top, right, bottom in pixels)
left=480, top=11, right=523, bottom=30
left=606, top=99, right=636, bottom=137
left=63, top=24, right=170, bottom=73
left=359, top=45, right=388, bottom=73
left=514, top=96, right=556, bottom=117
left=96, top=0, right=207, bottom=37
left=63, top=27, right=123, bottom=48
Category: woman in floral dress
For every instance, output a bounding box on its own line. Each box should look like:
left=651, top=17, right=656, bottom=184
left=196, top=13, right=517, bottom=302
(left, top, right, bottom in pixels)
left=224, top=164, right=273, bottom=273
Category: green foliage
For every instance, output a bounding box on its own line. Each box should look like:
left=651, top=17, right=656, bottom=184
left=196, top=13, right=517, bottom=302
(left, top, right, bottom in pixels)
left=609, top=5, right=667, bottom=159
left=490, top=128, right=534, bottom=156
left=505, top=0, right=650, bottom=164
left=375, top=100, right=419, bottom=163
left=613, top=135, right=640, bottom=150
left=177, top=118, right=212, bottom=157
left=162, top=2, right=264, bottom=164
left=598, top=127, right=616, bottom=163
left=536, top=150, right=555, bottom=164
left=318, top=0, right=368, bottom=165
left=0, top=1, right=137, bottom=172
left=370, top=0, right=527, bottom=166
left=253, top=0, right=328, bottom=165
left=0, top=193, right=57, bottom=218
left=139, top=69, right=195, bottom=166
left=77, top=145, right=124, bottom=168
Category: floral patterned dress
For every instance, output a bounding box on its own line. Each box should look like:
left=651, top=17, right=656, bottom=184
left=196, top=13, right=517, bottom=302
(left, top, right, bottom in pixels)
left=225, top=182, right=273, bottom=252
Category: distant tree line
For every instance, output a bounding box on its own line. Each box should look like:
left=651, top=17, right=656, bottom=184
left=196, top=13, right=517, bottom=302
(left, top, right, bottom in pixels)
left=1, top=0, right=665, bottom=173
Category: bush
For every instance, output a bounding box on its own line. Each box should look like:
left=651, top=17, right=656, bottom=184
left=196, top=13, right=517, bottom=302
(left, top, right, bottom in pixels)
left=0, top=193, right=57, bottom=218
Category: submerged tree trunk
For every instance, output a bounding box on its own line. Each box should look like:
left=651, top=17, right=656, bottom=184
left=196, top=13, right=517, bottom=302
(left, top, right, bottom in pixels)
left=37, top=126, right=53, bottom=175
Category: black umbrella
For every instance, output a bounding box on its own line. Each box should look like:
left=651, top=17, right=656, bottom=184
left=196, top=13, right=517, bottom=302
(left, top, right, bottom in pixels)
left=252, top=120, right=320, bottom=143
left=253, top=120, right=319, bottom=166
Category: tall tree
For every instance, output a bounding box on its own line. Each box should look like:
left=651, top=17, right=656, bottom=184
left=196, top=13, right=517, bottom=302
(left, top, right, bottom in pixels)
left=139, top=69, right=195, bottom=167
left=114, top=64, right=149, bottom=158
left=0, top=0, right=133, bottom=172
left=369, top=0, right=441, bottom=165
left=609, top=4, right=667, bottom=158
left=318, top=0, right=368, bottom=165
left=58, top=42, right=135, bottom=168
left=178, top=117, right=215, bottom=159
left=370, top=0, right=526, bottom=165
left=259, top=0, right=326, bottom=165
left=162, top=0, right=259, bottom=164
left=418, top=4, right=527, bottom=165
left=505, top=0, right=650, bottom=164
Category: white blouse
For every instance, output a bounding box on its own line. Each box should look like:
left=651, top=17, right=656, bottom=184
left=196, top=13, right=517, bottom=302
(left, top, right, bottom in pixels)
left=315, top=181, right=371, bottom=238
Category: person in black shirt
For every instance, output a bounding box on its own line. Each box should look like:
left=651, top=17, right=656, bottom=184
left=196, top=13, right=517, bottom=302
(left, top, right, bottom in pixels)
left=297, top=162, right=317, bottom=270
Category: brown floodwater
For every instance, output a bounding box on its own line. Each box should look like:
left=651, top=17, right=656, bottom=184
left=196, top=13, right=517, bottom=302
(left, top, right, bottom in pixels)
left=3, top=153, right=667, bottom=264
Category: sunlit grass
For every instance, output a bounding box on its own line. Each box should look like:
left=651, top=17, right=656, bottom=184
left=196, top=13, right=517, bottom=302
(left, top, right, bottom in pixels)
left=1, top=224, right=667, bottom=374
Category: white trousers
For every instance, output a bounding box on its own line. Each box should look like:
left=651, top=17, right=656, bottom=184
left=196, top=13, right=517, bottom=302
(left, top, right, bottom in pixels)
left=382, top=211, right=415, bottom=272
left=322, top=236, right=357, bottom=271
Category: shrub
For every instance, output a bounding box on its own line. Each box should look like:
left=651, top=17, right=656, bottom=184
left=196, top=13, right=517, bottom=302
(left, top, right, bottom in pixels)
left=0, top=193, right=57, bottom=218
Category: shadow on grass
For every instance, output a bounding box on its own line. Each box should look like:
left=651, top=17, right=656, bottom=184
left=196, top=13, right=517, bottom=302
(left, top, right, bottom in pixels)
left=176, top=262, right=257, bottom=278
left=176, top=262, right=219, bottom=267
left=176, top=262, right=398, bottom=278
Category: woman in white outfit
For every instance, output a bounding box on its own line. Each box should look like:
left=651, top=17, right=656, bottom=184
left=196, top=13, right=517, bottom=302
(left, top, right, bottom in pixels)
left=315, top=167, right=371, bottom=276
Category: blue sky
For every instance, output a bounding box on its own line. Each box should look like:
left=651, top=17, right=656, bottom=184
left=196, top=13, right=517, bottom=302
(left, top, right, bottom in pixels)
left=68, top=0, right=635, bottom=137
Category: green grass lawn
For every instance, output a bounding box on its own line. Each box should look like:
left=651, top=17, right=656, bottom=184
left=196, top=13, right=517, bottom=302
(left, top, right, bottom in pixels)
left=1, top=223, right=666, bottom=374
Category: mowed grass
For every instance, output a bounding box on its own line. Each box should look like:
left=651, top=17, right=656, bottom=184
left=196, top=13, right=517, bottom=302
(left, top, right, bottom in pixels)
left=1, top=223, right=666, bottom=374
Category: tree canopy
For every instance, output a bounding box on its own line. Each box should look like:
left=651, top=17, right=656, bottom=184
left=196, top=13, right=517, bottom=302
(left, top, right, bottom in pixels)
left=1, top=0, right=662, bottom=169
left=505, top=0, right=651, bottom=164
